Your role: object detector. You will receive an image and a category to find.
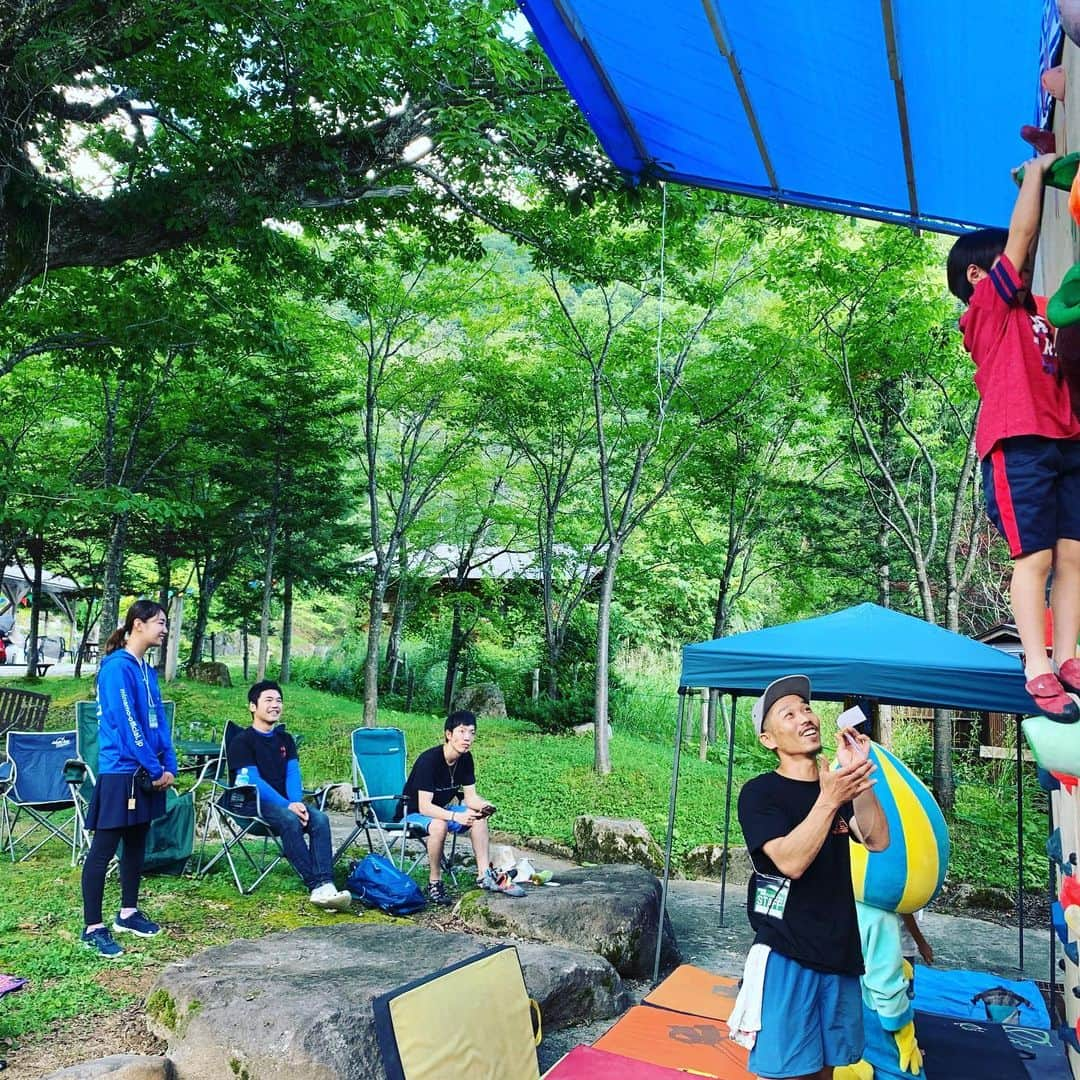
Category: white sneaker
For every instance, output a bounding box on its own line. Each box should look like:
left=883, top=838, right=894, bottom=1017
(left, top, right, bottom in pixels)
left=310, top=883, right=353, bottom=912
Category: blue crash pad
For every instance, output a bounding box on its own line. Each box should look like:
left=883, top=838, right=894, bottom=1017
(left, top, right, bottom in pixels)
left=912, top=967, right=1049, bottom=1029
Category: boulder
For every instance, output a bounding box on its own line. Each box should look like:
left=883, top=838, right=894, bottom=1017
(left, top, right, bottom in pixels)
left=318, top=782, right=355, bottom=814
left=574, top=815, right=664, bottom=872
left=147, top=924, right=626, bottom=1080
left=456, top=864, right=679, bottom=978
left=954, top=883, right=1015, bottom=912
left=452, top=682, right=507, bottom=719
left=684, top=844, right=754, bottom=883
left=570, top=722, right=613, bottom=737
left=185, top=661, right=231, bottom=688
left=45, top=1057, right=175, bottom=1080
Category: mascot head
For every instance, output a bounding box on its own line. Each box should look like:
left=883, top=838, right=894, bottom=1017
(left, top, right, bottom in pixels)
left=849, top=741, right=949, bottom=912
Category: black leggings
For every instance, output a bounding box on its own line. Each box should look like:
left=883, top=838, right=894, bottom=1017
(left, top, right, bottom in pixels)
left=81, top=822, right=150, bottom=927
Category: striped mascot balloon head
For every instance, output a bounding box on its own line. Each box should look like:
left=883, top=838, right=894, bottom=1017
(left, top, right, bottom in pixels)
left=849, top=741, right=950, bottom=913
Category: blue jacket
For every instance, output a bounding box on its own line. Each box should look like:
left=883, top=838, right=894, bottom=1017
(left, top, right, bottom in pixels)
left=96, top=648, right=178, bottom=778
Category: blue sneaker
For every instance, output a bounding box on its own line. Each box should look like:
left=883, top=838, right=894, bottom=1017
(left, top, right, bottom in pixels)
left=112, top=910, right=161, bottom=937
left=81, top=927, right=124, bottom=959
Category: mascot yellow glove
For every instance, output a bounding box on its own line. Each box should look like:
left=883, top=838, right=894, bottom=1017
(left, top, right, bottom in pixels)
left=893, top=1020, right=923, bottom=1075
left=902, top=958, right=914, bottom=982
left=833, top=1060, right=874, bottom=1080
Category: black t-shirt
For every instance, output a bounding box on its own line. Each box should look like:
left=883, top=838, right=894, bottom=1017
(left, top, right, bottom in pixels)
left=737, top=770, right=863, bottom=976
left=401, top=744, right=476, bottom=817
left=227, top=726, right=297, bottom=800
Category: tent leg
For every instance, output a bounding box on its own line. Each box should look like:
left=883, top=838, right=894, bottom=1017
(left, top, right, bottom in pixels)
left=654, top=689, right=687, bottom=985
left=1016, top=713, right=1024, bottom=973
left=719, top=693, right=738, bottom=927
left=1049, top=792, right=1058, bottom=1022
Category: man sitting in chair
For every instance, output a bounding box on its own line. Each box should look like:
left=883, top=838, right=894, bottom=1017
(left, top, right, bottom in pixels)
left=402, top=710, right=523, bottom=905
left=228, top=680, right=352, bottom=912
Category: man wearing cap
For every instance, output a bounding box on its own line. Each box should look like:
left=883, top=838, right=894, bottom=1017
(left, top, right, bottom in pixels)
left=401, top=710, right=523, bottom=905
left=736, top=675, right=889, bottom=1080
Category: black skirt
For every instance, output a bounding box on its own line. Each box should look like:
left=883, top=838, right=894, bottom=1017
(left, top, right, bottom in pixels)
left=85, top=772, right=166, bottom=831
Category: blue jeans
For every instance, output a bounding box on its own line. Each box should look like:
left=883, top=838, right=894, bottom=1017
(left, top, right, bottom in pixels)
left=258, top=803, right=334, bottom=891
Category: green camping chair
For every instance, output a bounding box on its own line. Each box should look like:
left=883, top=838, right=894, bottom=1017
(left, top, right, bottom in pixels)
left=67, top=700, right=200, bottom=875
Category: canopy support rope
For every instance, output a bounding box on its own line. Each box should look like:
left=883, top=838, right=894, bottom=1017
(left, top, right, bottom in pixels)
left=701, top=0, right=779, bottom=191
left=654, top=687, right=688, bottom=985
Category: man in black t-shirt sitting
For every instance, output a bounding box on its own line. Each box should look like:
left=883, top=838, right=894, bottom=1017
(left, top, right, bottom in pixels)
left=401, top=710, right=523, bottom=905
left=735, top=675, right=889, bottom=1080
left=227, top=680, right=352, bottom=912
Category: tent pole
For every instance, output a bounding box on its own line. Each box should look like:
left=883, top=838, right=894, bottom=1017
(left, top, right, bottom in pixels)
left=654, top=687, right=688, bottom=984
left=1016, top=713, right=1024, bottom=972
left=719, top=693, right=738, bottom=927
left=1049, top=790, right=1058, bottom=1022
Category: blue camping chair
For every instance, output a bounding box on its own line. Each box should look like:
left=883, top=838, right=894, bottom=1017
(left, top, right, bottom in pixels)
left=337, top=727, right=469, bottom=882
left=0, top=729, right=79, bottom=862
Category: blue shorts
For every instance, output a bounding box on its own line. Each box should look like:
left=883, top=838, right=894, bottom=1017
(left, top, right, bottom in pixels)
left=748, top=951, right=864, bottom=1078
left=982, top=436, right=1080, bottom=558
left=404, top=808, right=470, bottom=834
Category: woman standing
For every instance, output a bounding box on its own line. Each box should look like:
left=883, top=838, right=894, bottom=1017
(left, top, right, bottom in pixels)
left=80, top=600, right=177, bottom=958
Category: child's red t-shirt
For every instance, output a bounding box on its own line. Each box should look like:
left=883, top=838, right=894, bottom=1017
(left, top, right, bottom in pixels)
left=959, top=253, right=1080, bottom=459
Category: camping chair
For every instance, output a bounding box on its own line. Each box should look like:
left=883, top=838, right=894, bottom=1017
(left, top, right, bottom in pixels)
left=337, top=727, right=470, bottom=884
left=67, top=700, right=201, bottom=874
left=196, top=720, right=327, bottom=895
left=0, top=729, right=79, bottom=862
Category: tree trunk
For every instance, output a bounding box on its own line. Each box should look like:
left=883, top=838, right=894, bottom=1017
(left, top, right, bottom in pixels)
left=363, top=575, right=388, bottom=727
left=256, top=502, right=278, bottom=681
left=877, top=519, right=890, bottom=609
left=280, top=571, right=293, bottom=683
left=188, top=583, right=213, bottom=668
left=932, top=707, right=955, bottom=811
left=593, top=551, right=619, bottom=776
left=155, top=552, right=171, bottom=674
left=26, top=536, right=44, bottom=676
left=385, top=545, right=408, bottom=693
left=242, top=619, right=249, bottom=681
left=100, top=512, right=129, bottom=639
left=443, top=597, right=466, bottom=712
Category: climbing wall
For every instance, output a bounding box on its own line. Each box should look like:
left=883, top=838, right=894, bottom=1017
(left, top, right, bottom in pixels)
left=1034, top=34, right=1080, bottom=296
left=1043, top=767, right=1080, bottom=1077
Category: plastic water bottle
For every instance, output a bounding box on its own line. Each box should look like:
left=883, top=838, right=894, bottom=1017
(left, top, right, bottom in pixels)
left=236, top=767, right=250, bottom=787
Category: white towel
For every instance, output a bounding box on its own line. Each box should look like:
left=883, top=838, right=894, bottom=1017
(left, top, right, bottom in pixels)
left=728, top=943, right=771, bottom=1049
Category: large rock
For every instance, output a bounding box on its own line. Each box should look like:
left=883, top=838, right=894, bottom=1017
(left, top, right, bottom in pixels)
left=452, top=681, right=507, bottom=719
left=684, top=844, right=754, bottom=883
left=45, top=1058, right=175, bottom=1080
left=185, top=661, right=232, bottom=688
left=457, top=864, right=679, bottom=978
left=574, top=814, right=664, bottom=872
left=147, top=924, right=626, bottom=1080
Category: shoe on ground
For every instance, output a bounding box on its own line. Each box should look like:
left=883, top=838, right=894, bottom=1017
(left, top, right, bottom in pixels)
left=310, top=883, right=353, bottom=911
left=82, top=926, right=124, bottom=959
left=1058, top=658, right=1080, bottom=695
left=427, top=879, right=453, bottom=906
left=112, top=909, right=161, bottom=937
left=1026, top=673, right=1080, bottom=723
left=480, top=865, right=526, bottom=897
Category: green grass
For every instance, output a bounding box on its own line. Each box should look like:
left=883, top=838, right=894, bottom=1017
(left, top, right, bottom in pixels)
left=0, top=670, right=1050, bottom=1053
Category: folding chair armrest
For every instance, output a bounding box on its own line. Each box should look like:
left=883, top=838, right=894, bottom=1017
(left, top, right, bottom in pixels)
left=0, top=757, right=14, bottom=789
left=62, top=758, right=89, bottom=787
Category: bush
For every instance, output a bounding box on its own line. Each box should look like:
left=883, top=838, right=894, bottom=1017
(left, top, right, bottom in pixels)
left=512, top=689, right=595, bottom=734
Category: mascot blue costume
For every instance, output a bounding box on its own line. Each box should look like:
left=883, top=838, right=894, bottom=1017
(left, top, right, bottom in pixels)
left=834, top=739, right=950, bottom=1080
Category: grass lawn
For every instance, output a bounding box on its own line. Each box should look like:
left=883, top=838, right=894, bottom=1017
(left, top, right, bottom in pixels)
left=0, top=672, right=1051, bottom=1064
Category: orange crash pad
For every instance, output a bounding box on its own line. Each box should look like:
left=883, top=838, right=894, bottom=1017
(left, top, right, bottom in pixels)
left=593, top=1005, right=753, bottom=1079
left=644, top=964, right=740, bottom=1021
left=542, top=1045, right=695, bottom=1078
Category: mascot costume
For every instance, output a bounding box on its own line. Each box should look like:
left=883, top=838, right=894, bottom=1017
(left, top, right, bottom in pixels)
left=834, top=734, right=950, bottom=1080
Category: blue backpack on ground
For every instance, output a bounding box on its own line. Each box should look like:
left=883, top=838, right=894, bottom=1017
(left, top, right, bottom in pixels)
left=347, top=853, right=426, bottom=915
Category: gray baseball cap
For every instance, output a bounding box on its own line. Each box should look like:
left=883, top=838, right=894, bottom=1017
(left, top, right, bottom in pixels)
left=751, top=675, right=811, bottom=735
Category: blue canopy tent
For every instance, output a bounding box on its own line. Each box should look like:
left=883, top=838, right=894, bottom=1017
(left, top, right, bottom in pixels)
left=653, top=603, right=1040, bottom=981
left=517, top=0, right=1060, bottom=233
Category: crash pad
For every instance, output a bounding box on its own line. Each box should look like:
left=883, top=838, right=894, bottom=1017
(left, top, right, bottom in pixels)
left=643, top=964, right=739, bottom=1021
left=911, top=966, right=1049, bottom=1029
left=915, top=1010, right=1062, bottom=1080
left=592, top=1005, right=752, bottom=1079
left=542, top=1045, right=692, bottom=1079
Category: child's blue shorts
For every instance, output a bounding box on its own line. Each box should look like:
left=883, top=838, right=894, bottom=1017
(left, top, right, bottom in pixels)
left=982, top=435, right=1080, bottom=558
left=748, top=950, right=864, bottom=1078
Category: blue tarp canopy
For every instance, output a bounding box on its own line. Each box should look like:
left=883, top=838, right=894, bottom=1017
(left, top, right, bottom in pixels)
left=518, top=1, right=1059, bottom=233
left=679, top=603, right=1035, bottom=715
